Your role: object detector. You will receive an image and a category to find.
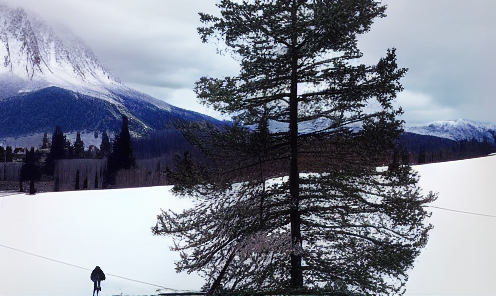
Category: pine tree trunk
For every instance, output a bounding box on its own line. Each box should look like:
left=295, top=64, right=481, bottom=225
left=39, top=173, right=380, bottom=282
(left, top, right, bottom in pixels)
left=75, top=170, right=80, bottom=190
left=95, top=171, right=99, bottom=189
left=29, top=179, right=35, bottom=195
left=54, top=176, right=60, bottom=192
left=289, top=0, right=303, bottom=289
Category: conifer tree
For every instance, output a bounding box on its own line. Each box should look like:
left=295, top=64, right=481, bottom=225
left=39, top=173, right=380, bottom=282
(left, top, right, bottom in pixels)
left=100, top=131, right=111, bottom=157
left=42, top=132, right=50, bottom=149
left=21, top=147, right=41, bottom=194
left=5, top=146, right=13, bottom=162
left=74, top=132, right=85, bottom=159
left=95, top=171, right=99, bottom=189
left=154, top=1, right=437, bottom=295
left=51, top=126, right=65, bottom=159
left=106, top=115, right=135, bottom=185
left=75, top=170, right=80, bottom=190
left=110, top=115, right=135, bottom=170
left=45, top=126, right=65, bottom=175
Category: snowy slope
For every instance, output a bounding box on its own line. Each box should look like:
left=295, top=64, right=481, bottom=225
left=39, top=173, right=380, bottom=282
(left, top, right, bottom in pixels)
left=1, top=155, right=495, bottom=296
left=405, top=155, right=496, bottom=295
left=0, top=187, right=205, bottom=296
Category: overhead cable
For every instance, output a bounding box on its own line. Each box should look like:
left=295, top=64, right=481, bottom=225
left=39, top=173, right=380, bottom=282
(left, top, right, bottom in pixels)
left=425, top=205, right=496, bottom=218
left=0, top=244, right=180, bottom=291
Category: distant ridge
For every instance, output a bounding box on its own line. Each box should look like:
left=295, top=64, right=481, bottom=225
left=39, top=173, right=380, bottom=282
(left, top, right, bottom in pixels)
left=406, top=119, right=496, bottom=144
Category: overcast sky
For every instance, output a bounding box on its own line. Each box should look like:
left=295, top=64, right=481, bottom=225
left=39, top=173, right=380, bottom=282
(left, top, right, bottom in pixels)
left=2, top=0, right=495, bottom=125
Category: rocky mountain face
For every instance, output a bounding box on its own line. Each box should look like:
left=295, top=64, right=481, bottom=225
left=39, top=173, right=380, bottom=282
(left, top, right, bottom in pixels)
left=399, top=120, right=496, bottom=164
left=0, top=3, right=221, bottom=151
left=406, top=119, right=496, bottom=144
left=0, top=3, right=117, bottom=94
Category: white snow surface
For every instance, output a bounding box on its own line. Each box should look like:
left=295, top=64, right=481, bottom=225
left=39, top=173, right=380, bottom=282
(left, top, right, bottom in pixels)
left=0, top=155, right=495, bottom=296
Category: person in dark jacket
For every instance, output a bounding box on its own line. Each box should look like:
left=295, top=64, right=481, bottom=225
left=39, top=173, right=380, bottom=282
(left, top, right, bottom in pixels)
left=90, top=266, right=106, bottom=296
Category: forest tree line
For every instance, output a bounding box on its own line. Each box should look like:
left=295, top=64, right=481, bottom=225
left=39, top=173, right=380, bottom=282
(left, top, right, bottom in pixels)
left=0, top=115, right=161, bottom=193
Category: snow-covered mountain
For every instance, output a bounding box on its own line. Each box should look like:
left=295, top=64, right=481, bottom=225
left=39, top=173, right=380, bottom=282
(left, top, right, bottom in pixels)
left=0, top=2, right=221, bottom=147
left=0, top=2, right=118, bottom=97
left=406, top=119, right=496, bottom=144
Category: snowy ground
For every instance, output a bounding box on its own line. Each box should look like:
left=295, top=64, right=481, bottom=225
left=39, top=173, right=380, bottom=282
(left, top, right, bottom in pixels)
left=405, top=155, right=496, bottom=296
left=1, top=155, right=495, bottom=296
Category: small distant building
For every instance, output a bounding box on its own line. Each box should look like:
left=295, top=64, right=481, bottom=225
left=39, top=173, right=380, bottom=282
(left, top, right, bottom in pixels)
left=13, top=148, right=26, bottom=162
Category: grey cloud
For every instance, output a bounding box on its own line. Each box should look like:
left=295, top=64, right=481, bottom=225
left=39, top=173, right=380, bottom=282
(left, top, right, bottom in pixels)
left=2, top=0, right=495, bottom=123
left=358, top=0, right=496, bottom=123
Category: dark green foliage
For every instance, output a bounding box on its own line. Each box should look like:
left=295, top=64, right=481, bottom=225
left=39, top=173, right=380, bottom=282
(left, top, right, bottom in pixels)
left=51, top=126, right=66, bottom=159
left=166, top=151, right=210, bottom=195
left=66, top=139, right=74, bottom=159
left=54, top=176, right=60, bottom=192
left=418, top=147, right=426, bottom=164
left=106, top=115, right=136, bottom=185
left=153, top=1, right=437, bottom=295
left=100, top=131, right=111, bottom=157
left=20, top=147, right=41, bottom=194
left=74, top=132, right=85, bottom=159
left=132, top=128, right=196, bottom=159
left=42, top=132, right=50, bottom=149
left=398, top=132, right=496, bottom=164
left=75, top=170, right=80, bottom=190
left=110, top=115, right=135, bottom=170
left=45, top=126, right=66, bottom=175
left=5, top=146, right=13, bottom=162
left=95, top=171, right=99, bottom=189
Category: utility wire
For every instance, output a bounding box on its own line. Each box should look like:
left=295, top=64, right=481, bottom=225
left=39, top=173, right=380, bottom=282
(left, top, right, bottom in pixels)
left=2, top=204, right=493, bottom=293
left=425, top=205, right=496, bottom=218
left=0, top=244, right=180, bottom=292
left=0, top=244, right=91, bottom=271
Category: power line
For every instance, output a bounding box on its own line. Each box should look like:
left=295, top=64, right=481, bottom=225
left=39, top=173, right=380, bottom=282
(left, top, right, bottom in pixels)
left=425, top=205, right=496, bottom=218
left=0, top=244, right=91, bottom=271
left=0, top=243, right=181, bottom=292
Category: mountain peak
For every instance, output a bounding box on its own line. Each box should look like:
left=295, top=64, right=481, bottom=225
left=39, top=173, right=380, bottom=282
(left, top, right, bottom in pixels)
left=0, top=2, right=119, bottom=97
left=406, top=119, right=496, bottom=143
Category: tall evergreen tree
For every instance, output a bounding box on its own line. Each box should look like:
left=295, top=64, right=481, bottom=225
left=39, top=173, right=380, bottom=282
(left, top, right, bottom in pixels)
left=106, top=115, right=135, bottom=185
left=100, top=131, right=111, bottom=157
left=45, top=126, right=65, bottom=175
left=21, top=147, right=41, bottom=194
left=74, top=132, right=85, bottom=159
left=95, top=171, right=99, bottom=189
left=154, top=1, right=436, bottom=295
left=0, top=146, right=5, bottom=162
left=5, top=146, right=13, bottom=162
left=75, top=170, right=80, bottom=190
left=41, top=132, right=50, bottom=149
left=110, top=115, right=135, bottom=170
left=51, top=126, right=65, bottom=159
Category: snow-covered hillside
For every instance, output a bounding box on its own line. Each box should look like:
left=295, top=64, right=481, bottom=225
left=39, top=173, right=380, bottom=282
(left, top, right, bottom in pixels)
left=406, top=118, right=496, bottom=144
left=1, top=155, right=495, bottom=296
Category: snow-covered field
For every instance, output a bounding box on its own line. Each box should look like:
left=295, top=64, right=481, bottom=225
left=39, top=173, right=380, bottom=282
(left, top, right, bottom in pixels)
left=1, top=155, right=495, bottom=296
